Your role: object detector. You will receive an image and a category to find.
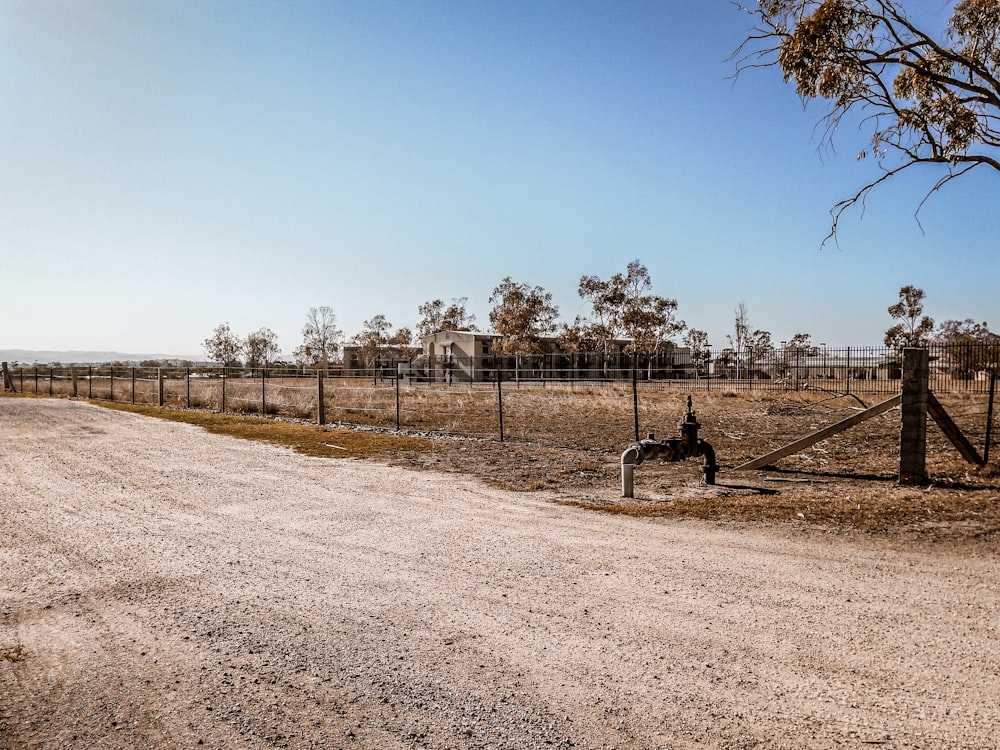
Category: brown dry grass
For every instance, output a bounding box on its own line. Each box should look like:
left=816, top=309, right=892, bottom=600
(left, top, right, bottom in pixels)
left=95, top=401, right=431, bottom=459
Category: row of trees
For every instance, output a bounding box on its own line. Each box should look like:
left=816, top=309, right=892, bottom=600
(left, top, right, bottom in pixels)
left=201, top=272, right=995, bottom=370
left=201, top=261, right=698, bottom=369
left=711, top=284, right=998, bottom=372
left=203, top=308, right=349, bottom=370
left=202, top=324, right=282, bottom=371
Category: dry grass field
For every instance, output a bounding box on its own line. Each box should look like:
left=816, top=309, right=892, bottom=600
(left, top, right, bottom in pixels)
left=5, top=379, right=998, bottom=544
left=385, top=387, right=1000, bottom=545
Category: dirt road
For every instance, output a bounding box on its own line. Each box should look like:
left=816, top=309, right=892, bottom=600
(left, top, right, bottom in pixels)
left=2, top=398, right=998, bottom=749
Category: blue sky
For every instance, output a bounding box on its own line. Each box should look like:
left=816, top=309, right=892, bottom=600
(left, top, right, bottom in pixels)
left=2, top=0, right=997, bottom=357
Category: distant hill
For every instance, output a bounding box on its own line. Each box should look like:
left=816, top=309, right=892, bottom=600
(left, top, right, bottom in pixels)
left=0, top=350, right=203, bottom=365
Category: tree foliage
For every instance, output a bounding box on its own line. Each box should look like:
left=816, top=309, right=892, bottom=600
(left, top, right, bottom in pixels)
left=203, top=323, right=244, bottom=367
left=244, top=327, right=281, bottom=371
left=577, top=271, right=629, bottom=356
left=352, top=314, right=393, bottom=367
left=577, top=260, right=685, bottom=360
left=735, top=0, right=1000, bottom=242
left=728, top=302, right=752, bottom=354
left=932, top=317, right=1000, bottom=344
left=932, top=318, right=1000, bottom=376
left=555, top=316, right=602, bottom=354
left=351, top=316, right=413, bottom=368
left=488, top=278, right=559, bottom=355
left=389, top=327, right=415, bottom=347
left=884, top=284, right=935, bottom=346
left=416, top=298, right=478, bottom=339
left=294, top=306, right=343, bottom=370
left=747, top=328, right=775, bottom=353
left=684, top=328, right=711, bottom=357
left=786, top=331, right=820, bottom=355
left=726, top=303, right=772, bottom=376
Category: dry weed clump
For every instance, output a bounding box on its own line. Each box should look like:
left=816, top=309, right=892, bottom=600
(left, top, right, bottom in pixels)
left=0, top=643, right=26, bottom=662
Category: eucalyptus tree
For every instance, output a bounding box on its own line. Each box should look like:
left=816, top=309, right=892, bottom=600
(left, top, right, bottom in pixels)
left=244, top=327, right=280, bottom=373
left=203, top=323, right=244, bottom=368
left=727, top=303, right=772, bottom=378
left=884, top=285, right=934, bottom=347
left=416, top=298, right=478, bottom=339
left=488, top=277, right=559, bottom=379
left=735, top=0, right=1000, bottom=243
left=578, top=260, right=685, bottom=375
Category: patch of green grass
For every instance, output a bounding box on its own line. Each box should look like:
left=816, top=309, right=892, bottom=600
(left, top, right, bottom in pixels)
left=94, top=401, right=432, bottom=459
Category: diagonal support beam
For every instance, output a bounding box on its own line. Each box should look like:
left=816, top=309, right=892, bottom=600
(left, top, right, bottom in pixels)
left=733, top=395, right=902, bottom=472
left=927, top=393, right=984, bottom=466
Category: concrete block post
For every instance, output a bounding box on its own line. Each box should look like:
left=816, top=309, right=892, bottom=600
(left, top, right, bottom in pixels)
left=1, top=362, right=16, bottom=393
left=899, top=348, right=929, bottom=485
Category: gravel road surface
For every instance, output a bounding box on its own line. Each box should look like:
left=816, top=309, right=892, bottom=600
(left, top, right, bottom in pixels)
left=1, top=398, right=998, bottom=749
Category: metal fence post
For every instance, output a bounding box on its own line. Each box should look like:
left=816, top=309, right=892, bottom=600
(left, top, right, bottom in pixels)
left=158, top=367, right=165, bottom=407
left=496, top=357, right=504, bottom=442
left=845, top=347, right=851, bottom=394
left=221, top=368, right=226, bottom=413
left=186, top=368, right=190, bottom=408
left=131, top=367, right=136, bottom=405
left=261, top=367, right=266, bottom=416
left=317, top=370, right=325, bottom=426
left=985, top=371, right=996, bottom=465
left=632, top=360, right=639, bottom=442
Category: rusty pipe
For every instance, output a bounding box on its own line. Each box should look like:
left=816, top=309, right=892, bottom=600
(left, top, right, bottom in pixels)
left=697, top=439, right=719, bottom=485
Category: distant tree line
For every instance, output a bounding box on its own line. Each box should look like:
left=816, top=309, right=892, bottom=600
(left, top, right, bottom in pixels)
left=200, top=262, right=997, bottom=368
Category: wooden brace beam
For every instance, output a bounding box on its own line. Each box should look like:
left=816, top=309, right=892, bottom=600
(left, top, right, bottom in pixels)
left=733, top=395, right=902, bottom=472
left=927, top=393, right=984, bottom=466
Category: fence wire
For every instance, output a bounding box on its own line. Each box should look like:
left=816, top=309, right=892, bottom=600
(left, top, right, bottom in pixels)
left=3, top=348, right=998, bottom=466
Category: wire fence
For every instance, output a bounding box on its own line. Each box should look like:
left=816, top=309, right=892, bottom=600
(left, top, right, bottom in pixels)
left=357, top=344, right=1000, bottom=395
left=3, top=343, right=999, bottom=455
